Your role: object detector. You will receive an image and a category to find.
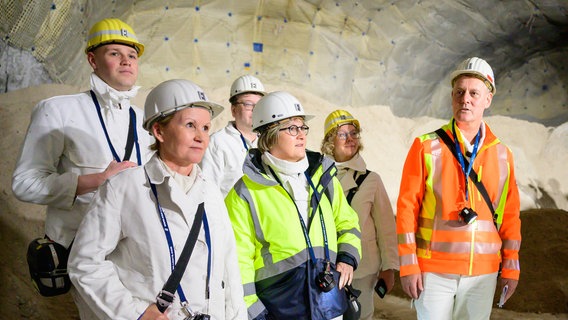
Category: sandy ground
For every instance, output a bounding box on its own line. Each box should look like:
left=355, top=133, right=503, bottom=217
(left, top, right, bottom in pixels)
left=1, top=209, right=567, bottom=319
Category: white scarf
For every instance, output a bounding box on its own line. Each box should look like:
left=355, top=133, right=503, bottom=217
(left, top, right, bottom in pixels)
left=90, top=73, right=140, bottom=110
left=158, top=157, right=198, bottom=195
left=262, top=152, right=310, bottom=222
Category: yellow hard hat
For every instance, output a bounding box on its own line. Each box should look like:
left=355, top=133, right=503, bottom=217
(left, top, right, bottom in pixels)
left=85, top=18, right=144, bottom=56
left=324, top=109, right=360, bottom=137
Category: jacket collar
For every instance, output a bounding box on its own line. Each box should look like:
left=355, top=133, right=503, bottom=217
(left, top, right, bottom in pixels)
left=243, top=148, right=333, bottom=186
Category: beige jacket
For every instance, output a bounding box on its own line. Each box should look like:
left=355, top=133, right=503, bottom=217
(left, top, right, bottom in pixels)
left=335, top=153, right=399, bottom=277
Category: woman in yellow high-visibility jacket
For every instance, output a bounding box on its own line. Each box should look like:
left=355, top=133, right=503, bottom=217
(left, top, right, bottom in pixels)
left=225, top=91, right=361, bottom=320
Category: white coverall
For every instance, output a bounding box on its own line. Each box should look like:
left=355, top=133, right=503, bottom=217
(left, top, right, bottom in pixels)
left=12, top=73, right=153, bottom=247
left=68, top=153, right=247, bottom=320
left=201, top=121, right=257, bottom=197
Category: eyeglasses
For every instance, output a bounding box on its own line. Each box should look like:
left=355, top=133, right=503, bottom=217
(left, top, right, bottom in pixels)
left=337, top=131, right=360, bottom=140
left=279, top=125, right=310, bottom=136
left=235, top=101, right=256, bottom=110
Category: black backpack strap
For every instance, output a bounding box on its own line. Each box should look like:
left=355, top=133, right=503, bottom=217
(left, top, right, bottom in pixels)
left=156, top=203, right=205, bottom=313
left=435, top=129, right=496, bottom=221
left=346, top=169, right=371, bottom=205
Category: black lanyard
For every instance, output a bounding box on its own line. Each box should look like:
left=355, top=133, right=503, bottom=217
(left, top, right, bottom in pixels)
left=267, top=166, right=330, bottom=264
left=90, top=90, right=141, bottom=165
left=147, top=174, right=212, bottom=306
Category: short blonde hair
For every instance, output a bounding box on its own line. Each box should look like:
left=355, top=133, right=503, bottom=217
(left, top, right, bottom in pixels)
left=257, top=117, right=305, bottom=154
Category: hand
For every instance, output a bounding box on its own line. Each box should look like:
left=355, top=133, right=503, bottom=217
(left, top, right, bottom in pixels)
left=499, top=278, right=518, bottom=305
left=378, top=269, right=396, bottom=293
left=336, top=262, right=354, bottom=289
left=102, top=160, right=138, bottom=180
left=139, top=303, right=169, bottom=320
left=76, top=160, right=138, bottom=195
left=400, top=273, right=423, bottom=299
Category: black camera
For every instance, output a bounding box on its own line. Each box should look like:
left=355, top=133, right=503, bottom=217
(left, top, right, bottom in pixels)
left=344, top=284, right=362, bottom=320
left=459, top=207, right=478, bottom=224
left=316, top=270, right=336, bottom=292
left=374, top=278, right=387, bottom=298
left=187, top=314, right=210, bottom=320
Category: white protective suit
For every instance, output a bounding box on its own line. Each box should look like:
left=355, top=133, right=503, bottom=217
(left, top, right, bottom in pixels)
left=68, top=153, right=247, bottom=320
left=12, top=73, right=153, bottom=247
left=201, top=121, right=257, bottom=197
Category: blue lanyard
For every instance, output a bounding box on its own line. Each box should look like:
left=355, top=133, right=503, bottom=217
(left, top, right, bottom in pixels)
left=305, top=173, right=331, bottom=263
left=239, top=133, right=249, bottom=151
left=267, top=167, right=330, bottom=264
left=452, top=119, right=481, bottom=201
left=90, top=90, right=141, bottom=165
left=148, top=176, right=212, bottom=304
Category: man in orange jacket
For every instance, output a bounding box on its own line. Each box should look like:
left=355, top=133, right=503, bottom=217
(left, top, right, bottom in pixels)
left=396, top=57, right=521, bottom=320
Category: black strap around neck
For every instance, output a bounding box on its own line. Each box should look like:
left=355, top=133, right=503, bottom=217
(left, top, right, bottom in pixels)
left=435, top=128, right=496, bottom=219
left=90, top=90, right=139, bottom=164
left=346, top=169, right=371, bottom=205
left=123, top=115, right=135, bottom=161
left=156, top=203, right=205, bottom=313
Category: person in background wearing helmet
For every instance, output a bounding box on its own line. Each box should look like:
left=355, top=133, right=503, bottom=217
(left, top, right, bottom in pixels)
left=68, top=79, right=246, bottom=320
left=225, top=91, right=362, bottom=320
left=320, top=110, right=398, bottom=320
left=201, top=75, right=266, bottom=197
left=11, top=17, right=152, bottom=312
left=396, top=57, right=521, bottom=319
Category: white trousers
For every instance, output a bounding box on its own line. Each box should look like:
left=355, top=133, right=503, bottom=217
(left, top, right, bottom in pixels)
left=414, top=272, right=498, bottom=320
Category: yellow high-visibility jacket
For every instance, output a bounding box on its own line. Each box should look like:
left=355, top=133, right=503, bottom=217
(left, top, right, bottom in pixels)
left=226, top=149, right=361, bottom=319
left=397, top=120, right=521, bottom=280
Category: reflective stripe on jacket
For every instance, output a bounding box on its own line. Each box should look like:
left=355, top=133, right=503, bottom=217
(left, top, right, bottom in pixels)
left=225, top=149, right=361, bottom=319
left=396, top=120, right=521, bottom=280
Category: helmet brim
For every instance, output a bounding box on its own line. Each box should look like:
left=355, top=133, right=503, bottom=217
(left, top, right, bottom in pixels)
left=143, top=102, right=224, bottom=131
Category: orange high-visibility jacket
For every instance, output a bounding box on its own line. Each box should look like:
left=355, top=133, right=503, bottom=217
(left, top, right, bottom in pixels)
left=397, top=120, right=521, bottom=280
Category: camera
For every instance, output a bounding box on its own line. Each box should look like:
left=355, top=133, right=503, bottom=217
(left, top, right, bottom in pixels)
left=459, top=207, right=478, bottom=224
left=316, top=270, right=336, bottom=292
left=185, top=313, right=210, bottom=320
left=180, top=302, right=210, bottom=320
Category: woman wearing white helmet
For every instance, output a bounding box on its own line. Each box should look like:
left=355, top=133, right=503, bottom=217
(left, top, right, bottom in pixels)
left=321, top=110, right=399, bottom=320
left=68, top=79, right=247, bottom=320
left=225, top=91, right=362, bottom=320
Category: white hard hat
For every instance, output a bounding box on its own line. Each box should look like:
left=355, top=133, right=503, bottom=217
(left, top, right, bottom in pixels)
left=450, top=57, right=496, bottom=94
left=252, top=91, right=314, bottom=131
left=143, top=79, right=224, bottom=132
left=229, top=75, right=266, bottom=100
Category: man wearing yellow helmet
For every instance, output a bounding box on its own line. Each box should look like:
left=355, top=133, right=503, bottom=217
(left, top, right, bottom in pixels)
left=12, top=18, right=152, bottom=315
